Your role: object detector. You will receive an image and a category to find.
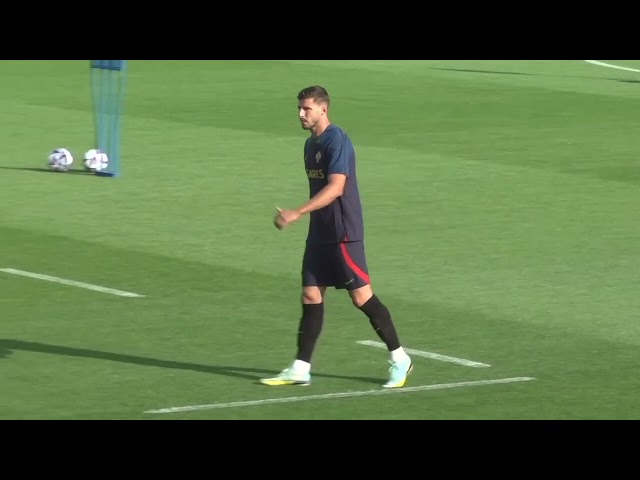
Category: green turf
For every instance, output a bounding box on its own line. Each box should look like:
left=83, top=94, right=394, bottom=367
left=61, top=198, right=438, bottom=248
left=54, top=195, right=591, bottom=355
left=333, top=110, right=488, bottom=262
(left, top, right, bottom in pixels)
left=1, top=60, right=639, bottom=419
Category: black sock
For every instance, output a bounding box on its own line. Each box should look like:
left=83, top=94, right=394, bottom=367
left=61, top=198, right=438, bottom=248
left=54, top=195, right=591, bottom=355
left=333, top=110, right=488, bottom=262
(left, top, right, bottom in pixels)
left=358, top=295, right=401, bottom=351
left=296, top=303, right=324, bottom=363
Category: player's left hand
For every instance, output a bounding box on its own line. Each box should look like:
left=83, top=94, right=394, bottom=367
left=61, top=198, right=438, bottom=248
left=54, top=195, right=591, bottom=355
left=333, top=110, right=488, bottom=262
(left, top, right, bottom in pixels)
left=274, top=207, right=301, bottom=230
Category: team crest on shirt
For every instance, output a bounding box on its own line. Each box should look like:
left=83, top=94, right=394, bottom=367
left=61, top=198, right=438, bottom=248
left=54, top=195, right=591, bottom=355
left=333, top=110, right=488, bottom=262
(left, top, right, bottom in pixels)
left=315, top=151, right=322, bottom=163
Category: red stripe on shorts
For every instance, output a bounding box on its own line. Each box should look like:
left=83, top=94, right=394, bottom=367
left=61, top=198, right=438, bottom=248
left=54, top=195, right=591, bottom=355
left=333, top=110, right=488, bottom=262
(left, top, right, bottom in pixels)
left=340, top=242, right=370, bottom=284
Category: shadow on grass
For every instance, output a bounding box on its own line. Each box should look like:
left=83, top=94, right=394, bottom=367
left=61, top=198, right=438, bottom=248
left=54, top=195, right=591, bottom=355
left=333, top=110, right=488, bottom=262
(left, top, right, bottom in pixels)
left=0, top=339, right=384, bottom=385
left=428, top=66, right=640, bottom=85
left=429, top=67, right=529, bottom=76
left=0, top=166, right=94, bottom=175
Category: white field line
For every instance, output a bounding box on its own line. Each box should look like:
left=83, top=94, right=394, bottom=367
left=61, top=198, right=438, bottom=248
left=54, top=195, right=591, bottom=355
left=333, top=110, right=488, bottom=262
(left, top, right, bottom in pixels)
left=0, top=268, right=145, bottom=298
left=584, top=60, right=640, bottom=73
left=357, top=340, right=491, bottom=368
left=144, top=376, right=535, bottom=414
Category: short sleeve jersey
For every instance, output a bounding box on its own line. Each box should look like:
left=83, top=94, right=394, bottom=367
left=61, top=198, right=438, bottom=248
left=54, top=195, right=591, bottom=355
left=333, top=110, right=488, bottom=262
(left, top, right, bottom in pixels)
left=303, top=124, right=364, bottom=245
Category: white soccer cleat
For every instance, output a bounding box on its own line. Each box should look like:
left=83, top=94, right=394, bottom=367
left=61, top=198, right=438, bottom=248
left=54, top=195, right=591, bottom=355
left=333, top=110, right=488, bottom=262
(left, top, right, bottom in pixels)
left=260, top=367, right=311, bottom=386
left=383, top=356, right=413, bottom=388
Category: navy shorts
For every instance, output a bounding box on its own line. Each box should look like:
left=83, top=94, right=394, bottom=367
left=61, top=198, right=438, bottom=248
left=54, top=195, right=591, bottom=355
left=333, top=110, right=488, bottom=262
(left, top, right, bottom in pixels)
left=302, top=241, right=370, bottom=291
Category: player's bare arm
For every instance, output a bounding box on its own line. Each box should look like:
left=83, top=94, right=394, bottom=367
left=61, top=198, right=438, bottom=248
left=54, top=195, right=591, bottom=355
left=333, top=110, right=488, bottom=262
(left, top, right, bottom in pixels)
left=298, top=173, right=346, bottom=215
left=274, top=174, right=347, bottom=230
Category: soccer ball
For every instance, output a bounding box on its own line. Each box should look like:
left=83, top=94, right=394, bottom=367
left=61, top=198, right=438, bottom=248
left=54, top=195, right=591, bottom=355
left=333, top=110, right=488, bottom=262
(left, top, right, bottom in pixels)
left=48, top=148, right=74, bottom=172
left=83, top=149, right=109, bottom=172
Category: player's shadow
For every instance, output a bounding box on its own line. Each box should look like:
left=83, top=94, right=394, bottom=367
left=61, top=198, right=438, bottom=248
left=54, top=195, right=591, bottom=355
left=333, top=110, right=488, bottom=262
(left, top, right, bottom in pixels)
left=0, top=339, right=384, bottom=385
left=0, top=166, right=93, bottom=175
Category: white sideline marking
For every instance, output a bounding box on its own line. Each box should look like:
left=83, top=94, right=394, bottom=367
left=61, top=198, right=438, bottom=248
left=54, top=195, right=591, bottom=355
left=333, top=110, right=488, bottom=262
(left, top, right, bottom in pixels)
left=144, top=376, right=535, bottom=414
left=584, top=60, right=640, bottom=73
left=357, top=340, right=491, bottom=368
left=0, top=268, right=144, bottom=298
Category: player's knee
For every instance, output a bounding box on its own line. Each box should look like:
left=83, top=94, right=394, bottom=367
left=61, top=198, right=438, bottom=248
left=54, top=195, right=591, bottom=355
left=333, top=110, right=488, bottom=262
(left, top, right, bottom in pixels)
left=349, top=285, right=373, bottom=308
left=302, top=287, right=324, bottom=304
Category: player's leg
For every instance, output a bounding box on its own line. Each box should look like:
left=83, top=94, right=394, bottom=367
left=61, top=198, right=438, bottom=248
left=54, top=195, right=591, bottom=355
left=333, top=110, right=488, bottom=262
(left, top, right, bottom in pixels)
left=339, top=241, right=413, bottom=388
left=260, top=245, right=329, bottom=386
left=295, top=285, right=326, bottom=370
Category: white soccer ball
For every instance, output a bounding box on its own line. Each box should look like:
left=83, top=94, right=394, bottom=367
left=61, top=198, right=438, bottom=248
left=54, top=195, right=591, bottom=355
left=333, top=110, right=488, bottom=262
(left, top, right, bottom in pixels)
left=83, top=148, right=109, bottom=172
left=48, top=148, right=73, bottom=172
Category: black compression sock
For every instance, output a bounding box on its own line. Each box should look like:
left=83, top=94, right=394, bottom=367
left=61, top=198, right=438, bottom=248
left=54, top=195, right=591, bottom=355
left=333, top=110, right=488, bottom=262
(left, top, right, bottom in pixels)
left=296, top=303, right=324, bottom=363
left=358, top=295, right=401, bottom=351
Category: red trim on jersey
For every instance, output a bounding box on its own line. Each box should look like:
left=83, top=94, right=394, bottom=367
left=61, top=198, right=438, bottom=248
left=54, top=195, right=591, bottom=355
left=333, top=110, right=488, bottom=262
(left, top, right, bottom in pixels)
left=340, top=242, right=370, bottom=284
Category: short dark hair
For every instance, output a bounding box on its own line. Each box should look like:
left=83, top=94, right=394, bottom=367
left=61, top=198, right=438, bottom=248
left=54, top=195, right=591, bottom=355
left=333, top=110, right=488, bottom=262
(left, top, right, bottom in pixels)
left=297, top=85, right=330, bottom=107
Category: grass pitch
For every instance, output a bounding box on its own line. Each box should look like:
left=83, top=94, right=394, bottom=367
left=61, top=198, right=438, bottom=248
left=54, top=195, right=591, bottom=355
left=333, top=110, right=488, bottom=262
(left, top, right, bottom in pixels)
left=1, top=60, right=639, bottom=419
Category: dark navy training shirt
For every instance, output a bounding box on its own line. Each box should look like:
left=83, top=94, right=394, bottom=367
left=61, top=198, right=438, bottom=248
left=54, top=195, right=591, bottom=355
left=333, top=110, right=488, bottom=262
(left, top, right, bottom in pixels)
left=303, top=124, right=364, bottom=245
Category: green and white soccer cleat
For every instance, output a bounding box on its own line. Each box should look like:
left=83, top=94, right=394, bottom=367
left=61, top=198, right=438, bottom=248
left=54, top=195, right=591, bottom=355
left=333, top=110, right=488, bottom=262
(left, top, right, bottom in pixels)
left=383, top=357, right=413, bottom=388
left=260, top=367, right=311, bottom=386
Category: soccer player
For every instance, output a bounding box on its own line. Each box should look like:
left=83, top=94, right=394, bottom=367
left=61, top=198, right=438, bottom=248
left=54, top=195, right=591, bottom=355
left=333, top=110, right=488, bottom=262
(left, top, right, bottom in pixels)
left=260, top=85, right=413, bottom=389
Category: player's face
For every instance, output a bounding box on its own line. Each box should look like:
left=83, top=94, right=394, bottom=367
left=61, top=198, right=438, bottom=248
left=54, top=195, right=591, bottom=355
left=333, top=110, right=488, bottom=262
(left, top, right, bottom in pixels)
left=298, top=98, right=326, bottom=130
